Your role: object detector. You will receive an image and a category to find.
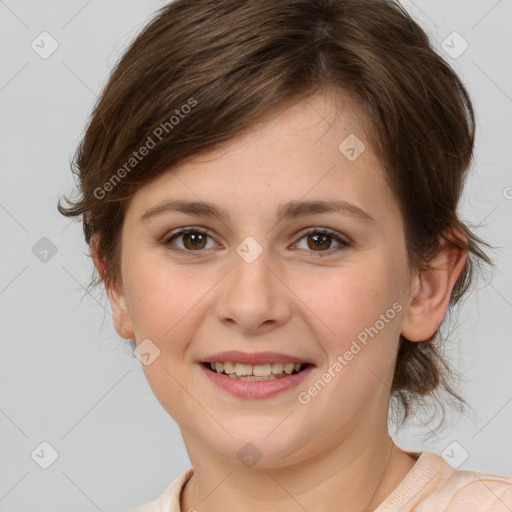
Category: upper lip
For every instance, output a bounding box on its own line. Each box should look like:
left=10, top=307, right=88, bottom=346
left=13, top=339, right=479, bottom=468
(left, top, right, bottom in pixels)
left=198, top=351, right=314, bottom=366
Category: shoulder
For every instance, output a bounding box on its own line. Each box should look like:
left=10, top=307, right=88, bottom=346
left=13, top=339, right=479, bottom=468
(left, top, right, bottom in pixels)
left=378, top=451, right=512, bottom=512
left=430, top=458, right=512, bottom=512
left=130, top=468, right=194, bottom=512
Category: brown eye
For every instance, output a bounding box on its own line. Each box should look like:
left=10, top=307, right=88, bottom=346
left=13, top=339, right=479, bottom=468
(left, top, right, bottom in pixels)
left=307, top=233, right=332, bottom=251
left=295, top=228, right=351, bottom=257
left=181, top=231, right=207, bottom=250
left=163, top=227, right=351, bottom=258
left=165, top=228, right=215, bottom=252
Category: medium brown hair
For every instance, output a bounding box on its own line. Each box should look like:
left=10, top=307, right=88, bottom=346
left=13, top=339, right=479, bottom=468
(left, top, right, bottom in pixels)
left=58, top=0, right=494, bottom=426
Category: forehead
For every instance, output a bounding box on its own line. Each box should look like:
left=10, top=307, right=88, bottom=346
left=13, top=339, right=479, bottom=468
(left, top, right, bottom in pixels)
left=126, top=93, right=397, bottom=225
left=185, top=92, right=373, bottom=166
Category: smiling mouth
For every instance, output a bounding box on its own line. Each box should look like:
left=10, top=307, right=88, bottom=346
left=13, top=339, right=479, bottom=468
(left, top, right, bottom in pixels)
left=202, top=361, right=309, bottom=381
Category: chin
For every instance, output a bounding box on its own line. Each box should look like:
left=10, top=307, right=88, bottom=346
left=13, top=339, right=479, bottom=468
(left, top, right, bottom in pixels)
left=209, top=427, right=307, bottom=468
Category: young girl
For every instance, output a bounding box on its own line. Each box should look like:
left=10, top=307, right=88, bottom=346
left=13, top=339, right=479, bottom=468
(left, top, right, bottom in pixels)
left=58, top=0, right=512, bottom=510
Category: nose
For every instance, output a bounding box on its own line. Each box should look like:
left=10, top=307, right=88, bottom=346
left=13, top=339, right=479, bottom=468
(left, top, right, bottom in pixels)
left=215, top=239, right=292, bottom=335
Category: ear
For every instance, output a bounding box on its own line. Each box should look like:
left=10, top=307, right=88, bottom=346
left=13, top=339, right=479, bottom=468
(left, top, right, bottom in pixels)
left=90, top=235, right=134, bottom=339
left=400, top=231, right=468, bottom=342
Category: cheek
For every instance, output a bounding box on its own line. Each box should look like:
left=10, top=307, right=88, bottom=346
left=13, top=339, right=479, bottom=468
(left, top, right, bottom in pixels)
left=308, top=265, right=402, bottom=412
left=123, top=249, right=212, bottom=340
left=295, top=261, right=398, bottom=346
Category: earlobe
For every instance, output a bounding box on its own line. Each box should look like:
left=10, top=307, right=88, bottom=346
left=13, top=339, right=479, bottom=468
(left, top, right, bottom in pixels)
left=401, top=233, right=468, bottom=342
left=105, top=284, right=135, bottom=340
left=89, top=235, right=135, bottom=339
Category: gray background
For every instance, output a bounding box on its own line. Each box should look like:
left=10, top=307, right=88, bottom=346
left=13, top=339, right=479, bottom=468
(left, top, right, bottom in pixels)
left=0, top=1, right=511, bottom=511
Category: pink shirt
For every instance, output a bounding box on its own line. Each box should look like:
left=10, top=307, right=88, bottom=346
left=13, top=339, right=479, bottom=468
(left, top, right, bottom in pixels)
left=132, top=451, right=512, bottom=511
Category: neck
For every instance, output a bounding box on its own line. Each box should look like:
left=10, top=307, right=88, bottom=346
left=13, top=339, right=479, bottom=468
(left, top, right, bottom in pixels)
left=180, top=429, right=417, bottom=512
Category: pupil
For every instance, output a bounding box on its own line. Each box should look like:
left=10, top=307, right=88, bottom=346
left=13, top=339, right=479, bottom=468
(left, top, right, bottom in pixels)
left=185, top=232, right=205, bottom=249
left=309, top=234, right=330, bottom=250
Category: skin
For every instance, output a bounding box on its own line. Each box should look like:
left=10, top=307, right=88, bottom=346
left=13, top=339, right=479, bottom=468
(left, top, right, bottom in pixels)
left=91, top=92, right=467, bottom=512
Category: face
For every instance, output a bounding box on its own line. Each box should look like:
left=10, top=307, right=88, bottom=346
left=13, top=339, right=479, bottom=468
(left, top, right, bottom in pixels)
left=105, top=93, right=420, bottom=468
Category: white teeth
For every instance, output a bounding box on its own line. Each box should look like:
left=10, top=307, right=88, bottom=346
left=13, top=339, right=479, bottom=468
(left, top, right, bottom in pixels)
left=230, top=374, right=278, bottom=381
left=271, top=362, right=284, bottom=374
left=235, top=363, right=252, bottom=376
left=253, top=364, right=272, bottom=377
left=223, top=362, right=236, bottom=374
left=208, top=361, right=305, bottom=379
left=283, top=363, right=294, bottom=374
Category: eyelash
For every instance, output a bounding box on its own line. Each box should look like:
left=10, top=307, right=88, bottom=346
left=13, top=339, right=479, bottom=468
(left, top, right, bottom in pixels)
left=162, top=227, right=352, bottom=258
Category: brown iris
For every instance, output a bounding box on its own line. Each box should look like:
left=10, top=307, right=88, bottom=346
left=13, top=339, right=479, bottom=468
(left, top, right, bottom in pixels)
left=182, top=231, right=207, bottom=250
left=307, top=233, right=332, bottom=251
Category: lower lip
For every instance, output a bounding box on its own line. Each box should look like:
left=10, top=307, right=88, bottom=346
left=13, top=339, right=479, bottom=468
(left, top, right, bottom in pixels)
left=199, top=363, right=314, bottom=399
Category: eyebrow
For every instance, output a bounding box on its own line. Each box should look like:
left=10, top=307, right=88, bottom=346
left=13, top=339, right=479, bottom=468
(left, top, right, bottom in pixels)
left=140, top=199, right=376, bottom=225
